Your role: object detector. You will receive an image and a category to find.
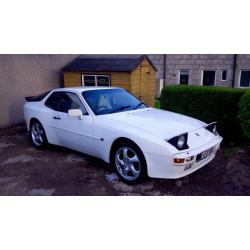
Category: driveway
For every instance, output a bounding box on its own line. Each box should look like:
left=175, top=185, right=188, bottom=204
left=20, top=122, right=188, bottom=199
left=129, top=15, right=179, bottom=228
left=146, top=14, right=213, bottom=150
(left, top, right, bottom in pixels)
left=0, top=128, right=249, bottom=195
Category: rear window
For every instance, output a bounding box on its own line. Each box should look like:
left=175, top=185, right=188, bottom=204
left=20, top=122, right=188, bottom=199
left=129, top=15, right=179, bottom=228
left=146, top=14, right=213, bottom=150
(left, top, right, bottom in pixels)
left=45, top=92, right=61, bottom=111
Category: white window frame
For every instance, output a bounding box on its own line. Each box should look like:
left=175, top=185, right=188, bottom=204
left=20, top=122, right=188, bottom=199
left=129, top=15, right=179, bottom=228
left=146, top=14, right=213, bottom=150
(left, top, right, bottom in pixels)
left=178, top=70, right=189, bottom=85
left=201, top=70, right=216, bottom=86
left=81, top=74, right=111, bottom=87
left=221, top=70, right=227, bottom=81
left=239, top=70, right=250, bottom=88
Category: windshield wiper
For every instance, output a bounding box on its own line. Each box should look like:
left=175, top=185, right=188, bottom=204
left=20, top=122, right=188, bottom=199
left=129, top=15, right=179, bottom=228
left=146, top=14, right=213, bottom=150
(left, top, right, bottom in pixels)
left=110, top=105, right=131, bottom=114
left=133, top=102, right=145, bottom=110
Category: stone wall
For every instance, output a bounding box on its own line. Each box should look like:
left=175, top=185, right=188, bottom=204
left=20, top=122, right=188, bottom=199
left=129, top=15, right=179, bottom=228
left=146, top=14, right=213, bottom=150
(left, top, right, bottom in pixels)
left=147, top=54, right=165, bottom=79
left=165, top=54, right=235, bottom=87
left=234, top=54, right=250, bottom=87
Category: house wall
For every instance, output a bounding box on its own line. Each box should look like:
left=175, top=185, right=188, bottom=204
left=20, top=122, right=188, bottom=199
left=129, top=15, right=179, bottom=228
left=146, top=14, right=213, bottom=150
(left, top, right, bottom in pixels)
left=165, top=54, right=235, bottom=86
left=234, top=54, right=250, bottom=88
left=147, top=54, right=164, bottom=79
left=64, top=71, right=131, bottom=90
left=0, top=54, right=77, bottom=128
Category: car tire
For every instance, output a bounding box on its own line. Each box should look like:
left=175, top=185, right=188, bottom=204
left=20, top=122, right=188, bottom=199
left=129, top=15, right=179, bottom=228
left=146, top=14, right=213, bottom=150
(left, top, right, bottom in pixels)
left=30, top=120, right=48, bottom=149
left=111, top=141, right=148, bottom=184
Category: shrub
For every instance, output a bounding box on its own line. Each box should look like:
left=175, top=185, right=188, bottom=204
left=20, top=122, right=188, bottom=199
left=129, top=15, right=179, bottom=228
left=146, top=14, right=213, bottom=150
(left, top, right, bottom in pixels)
left=239, top=90, right=250, bottom=140
left=160, top=85, right=246, bottom=142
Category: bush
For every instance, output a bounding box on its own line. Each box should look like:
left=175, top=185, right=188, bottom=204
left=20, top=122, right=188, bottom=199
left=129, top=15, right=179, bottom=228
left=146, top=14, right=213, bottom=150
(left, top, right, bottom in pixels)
left=160, top=85, right=246, bottom=142
left=239, top=90, right=250, bottom=140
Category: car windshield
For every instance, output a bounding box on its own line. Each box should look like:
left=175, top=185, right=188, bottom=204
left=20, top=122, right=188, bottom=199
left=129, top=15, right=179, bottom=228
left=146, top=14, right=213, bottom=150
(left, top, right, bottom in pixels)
left=82, top=88, right=148, bottom=115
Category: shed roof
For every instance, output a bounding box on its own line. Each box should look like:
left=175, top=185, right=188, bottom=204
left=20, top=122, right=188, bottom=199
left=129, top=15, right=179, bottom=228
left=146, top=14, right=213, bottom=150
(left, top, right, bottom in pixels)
left=62, top=55, right=157, bottom=72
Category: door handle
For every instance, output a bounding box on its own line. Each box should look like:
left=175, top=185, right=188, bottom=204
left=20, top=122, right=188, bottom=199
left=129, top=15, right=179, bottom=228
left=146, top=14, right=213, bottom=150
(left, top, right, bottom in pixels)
left=53, top=116, right=61, bottom=120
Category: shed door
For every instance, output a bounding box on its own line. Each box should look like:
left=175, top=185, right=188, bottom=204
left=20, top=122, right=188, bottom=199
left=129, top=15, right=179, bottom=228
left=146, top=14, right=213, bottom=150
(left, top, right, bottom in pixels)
left=140, top=66, right=147, bottom=101
left=140, top=66, right=150, bottom=104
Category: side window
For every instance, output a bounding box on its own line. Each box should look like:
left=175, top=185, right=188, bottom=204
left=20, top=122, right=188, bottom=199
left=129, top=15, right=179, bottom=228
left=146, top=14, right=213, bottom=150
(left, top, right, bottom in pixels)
left=45, top=92, right=61, bottom=111
left=58, top=92, right=88, bottom=114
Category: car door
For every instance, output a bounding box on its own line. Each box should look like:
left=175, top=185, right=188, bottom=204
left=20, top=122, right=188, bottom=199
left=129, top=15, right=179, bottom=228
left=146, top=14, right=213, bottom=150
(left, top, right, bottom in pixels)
left=52, top=91, right=94, bottom=156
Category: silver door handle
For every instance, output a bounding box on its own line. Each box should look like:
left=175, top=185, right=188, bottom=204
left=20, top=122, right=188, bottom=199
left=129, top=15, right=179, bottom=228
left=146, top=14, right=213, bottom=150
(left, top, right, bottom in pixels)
left=53, top=116, right=61, bottom=120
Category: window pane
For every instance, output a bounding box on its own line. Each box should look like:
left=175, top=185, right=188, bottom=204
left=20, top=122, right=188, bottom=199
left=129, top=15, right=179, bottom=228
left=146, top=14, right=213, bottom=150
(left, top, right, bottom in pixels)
left=97, top=76, right=110, bottom=86
left=84, top=75, right=96, bottom=86
left=58, top=92, right=87, bottom=114
left=203, top=71, right=215, bottom=86
left=179, top=70, right=189, bottom=84
left=222, top=70, right=227, bottom=81
left=82, top=89, right=146, bottom=115
left=240, top=71, right=250, bottom=87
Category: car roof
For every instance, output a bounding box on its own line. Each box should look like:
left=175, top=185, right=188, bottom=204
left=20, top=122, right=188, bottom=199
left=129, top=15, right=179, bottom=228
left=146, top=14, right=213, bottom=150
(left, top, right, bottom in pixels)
left=53, top=86, right=122, bottom=93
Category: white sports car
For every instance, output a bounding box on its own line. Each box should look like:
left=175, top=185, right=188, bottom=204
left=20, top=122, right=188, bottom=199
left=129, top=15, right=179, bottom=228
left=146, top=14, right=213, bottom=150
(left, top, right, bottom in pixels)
left=24, top=87, right=223, bottom=183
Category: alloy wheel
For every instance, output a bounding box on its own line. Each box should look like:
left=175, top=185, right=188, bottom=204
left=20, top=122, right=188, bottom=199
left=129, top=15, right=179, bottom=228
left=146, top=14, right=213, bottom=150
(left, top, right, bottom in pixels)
left=31, top=122, right=44, bottom=147
left=115, top=146, right=141, bottom=181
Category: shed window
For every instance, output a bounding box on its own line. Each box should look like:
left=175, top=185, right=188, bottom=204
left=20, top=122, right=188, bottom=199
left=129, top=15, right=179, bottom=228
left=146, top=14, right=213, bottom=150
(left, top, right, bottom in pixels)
left=179, top=70, right=189, bottom=84
left=221, top=70, right=227, bottom=81
left=240, top=70, right=250, bottom=87
left=82, top=75, right=110, bottom=87
left=83, top=75, right=96, bottom=86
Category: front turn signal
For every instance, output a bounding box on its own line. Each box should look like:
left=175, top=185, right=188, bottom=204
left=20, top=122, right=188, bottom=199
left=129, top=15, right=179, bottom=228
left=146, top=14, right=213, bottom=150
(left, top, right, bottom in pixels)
left=174, top=158, right=185, bottom=164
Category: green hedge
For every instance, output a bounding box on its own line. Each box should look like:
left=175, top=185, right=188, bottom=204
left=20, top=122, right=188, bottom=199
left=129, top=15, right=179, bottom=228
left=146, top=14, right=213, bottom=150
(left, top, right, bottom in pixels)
left=160, top=85, right=246, bottom=142
left=239, top=90, right=250, bottom=140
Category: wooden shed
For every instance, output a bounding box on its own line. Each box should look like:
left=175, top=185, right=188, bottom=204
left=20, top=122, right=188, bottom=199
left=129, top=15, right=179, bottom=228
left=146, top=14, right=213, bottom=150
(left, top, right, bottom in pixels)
left=62, top=55, right=157, bottom=107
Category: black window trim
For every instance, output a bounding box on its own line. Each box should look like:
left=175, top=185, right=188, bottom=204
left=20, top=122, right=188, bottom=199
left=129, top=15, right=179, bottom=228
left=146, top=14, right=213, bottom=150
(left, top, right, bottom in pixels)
left=44, top=90, right=90, bottom=115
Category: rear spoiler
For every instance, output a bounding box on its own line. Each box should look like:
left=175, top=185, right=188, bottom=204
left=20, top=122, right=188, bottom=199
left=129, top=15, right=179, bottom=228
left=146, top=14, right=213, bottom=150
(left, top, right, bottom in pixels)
left=25, top=91, right=51, bottom=102
left=25, top=96, right=36, bottom=102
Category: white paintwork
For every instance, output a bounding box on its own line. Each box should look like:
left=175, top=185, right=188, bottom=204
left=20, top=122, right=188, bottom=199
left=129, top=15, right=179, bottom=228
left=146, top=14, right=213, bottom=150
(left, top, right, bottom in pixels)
left=24, top=87, right=223, bottom=179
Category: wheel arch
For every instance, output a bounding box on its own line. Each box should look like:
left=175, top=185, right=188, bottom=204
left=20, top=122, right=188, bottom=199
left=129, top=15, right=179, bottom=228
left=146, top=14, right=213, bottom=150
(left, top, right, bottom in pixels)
left=109, top=137, right=144, bottom=163
left=29, top=117, right=41, bottom=131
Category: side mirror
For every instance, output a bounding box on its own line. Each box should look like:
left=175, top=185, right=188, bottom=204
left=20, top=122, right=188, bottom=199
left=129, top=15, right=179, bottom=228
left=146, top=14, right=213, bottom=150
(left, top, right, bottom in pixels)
left=68, top=109, right=83, bottom=120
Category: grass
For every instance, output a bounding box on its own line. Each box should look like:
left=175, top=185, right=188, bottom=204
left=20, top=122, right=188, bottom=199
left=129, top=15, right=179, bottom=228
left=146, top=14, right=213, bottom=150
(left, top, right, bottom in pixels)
left=155, top=99, right=161, bottom=109
left=223, top=147, right=238, bottom=162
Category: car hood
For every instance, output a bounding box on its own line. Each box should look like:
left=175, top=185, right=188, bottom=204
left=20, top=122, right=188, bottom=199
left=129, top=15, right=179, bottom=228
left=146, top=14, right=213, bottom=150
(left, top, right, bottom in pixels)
left=105, top=108, right=207, bottom=140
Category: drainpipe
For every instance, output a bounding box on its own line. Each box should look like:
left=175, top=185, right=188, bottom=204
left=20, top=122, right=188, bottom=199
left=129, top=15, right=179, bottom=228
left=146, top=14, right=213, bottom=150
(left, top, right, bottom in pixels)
left=232, top=54, right=237, bottom=88
left=163, top=54, right=167, bottom=86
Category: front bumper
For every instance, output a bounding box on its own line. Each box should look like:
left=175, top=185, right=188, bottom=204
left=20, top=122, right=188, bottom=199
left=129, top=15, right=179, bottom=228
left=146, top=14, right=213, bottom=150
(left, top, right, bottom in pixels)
left=145, top=136, right=223, bottom=179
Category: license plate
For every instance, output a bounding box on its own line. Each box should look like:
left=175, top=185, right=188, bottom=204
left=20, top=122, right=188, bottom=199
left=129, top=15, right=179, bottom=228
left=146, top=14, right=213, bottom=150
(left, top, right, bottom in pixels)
left=201, top=147, right=214, bottom=159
